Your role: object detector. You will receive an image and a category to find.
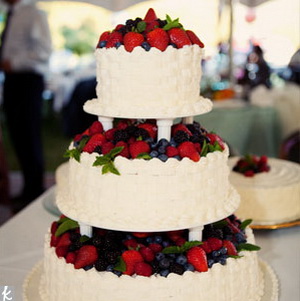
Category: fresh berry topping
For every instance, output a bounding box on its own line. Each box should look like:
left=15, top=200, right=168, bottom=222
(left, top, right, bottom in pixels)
left=166, top=145, right=179, bottom=157
left=129, top=141, right=150, bottom=159
left=178, top=141, right=200, bottom=162
left=101, top=141, right=115, bottom=155
left=139, top=247, right=155, bottom=262
left=146, top=28, right=170, bottom=51
left=171, top=123, right=192, bottom=136
left=137, top=123, right=157, bottom=139
left=88, top=121, right=104, bottom=135
left=115, top=141, right=130, bottom=158
left=186, top=246, right=208, bottom=272
left=143, top=8, right=157, bottom=22
left=135, top=262, right=153, bottom=277
left=168, top=28, right=192, bottom=48
left=223, top=240, right=238, bottom=256
left=65, top=252, right=76, bottom=264
left=206, top=237, right=223, bottom=251
left=185, top=30, right=205, bottom=48
left=74, top=245, right=99, bottom=269
left=106, top=31, right=123, bottom=48
left=82, top=133, right=106, bottom=154
left=123, top=32, right=144, bottom=52
left=122, top=250, right=144, bottom=275
left=206, top=133, right=225, bottom=150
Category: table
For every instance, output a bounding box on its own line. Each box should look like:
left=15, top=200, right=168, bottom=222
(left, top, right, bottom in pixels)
left=0, top=187, right=299, bottom=300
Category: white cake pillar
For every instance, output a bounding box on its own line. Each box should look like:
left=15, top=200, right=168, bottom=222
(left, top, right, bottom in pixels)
left=79, top=223, right=92, bottom=237
left=188, top=225, right=204, bottom=241
left=157, top=119, right=173, bottom=141
left=182, top=116, right=194, bottom=124
left=98, top=116, right=113, bottom=131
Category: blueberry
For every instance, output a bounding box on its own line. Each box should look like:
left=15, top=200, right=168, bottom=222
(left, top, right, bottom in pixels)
left=158, top=145, right=166, bottom=154
left=219, top=255, right=227, bottom=265
left=154, top=236, right=163, bottom=244
left=159, top=269, right=170, bottom=277
left=158, top=154, right=168, bottom=162
left=170, top=138, right=177, bottom=147
left=207, top=258, right=214, bottom=268
left=184, top=263, right=195, bottom=272
left=155, top=252, right=165, bottom=261
left=162, top=241, right=170, bottom=248
left=220, top=247, right=227, bottom=255
left=158, top=138, right=169, bottom=147
left=141, top=41, right=151, bottom=51
left=98, top=40, right=107, bottom=48
left=115, top=41, right=122, bottom=48
left=83, top=265, right=93, bottom=271
left=235, top=232, right=246, bottom=244
left=212, top=250, right=221, bottom=258
left=176, top=254, right=187, bottom=265
left=106, top=264, right=114, bottom=272
left=150, top=141, right=158, bottom=149
left=170, top=43, right=177, bottom=48
left=173, top=155, right=181, bottom=161
left=150, top=150, right=159, bottom=158
left=159, top=257, right=172, bottom=269
left=113, top=270, right=122, bottom=277
left=125, top=234, right=133, bottom=240
left=146, top=236, right=154, bottom=244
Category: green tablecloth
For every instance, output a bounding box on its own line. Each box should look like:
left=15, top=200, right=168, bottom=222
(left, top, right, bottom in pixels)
left=193, top=104, right=281, bottom=157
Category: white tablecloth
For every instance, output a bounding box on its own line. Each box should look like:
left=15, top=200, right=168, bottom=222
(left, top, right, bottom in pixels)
left=0, top=187, right=299, bottom=300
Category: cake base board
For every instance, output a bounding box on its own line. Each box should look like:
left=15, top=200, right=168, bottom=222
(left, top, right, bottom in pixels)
left=23, top=259, right=279, bottom=301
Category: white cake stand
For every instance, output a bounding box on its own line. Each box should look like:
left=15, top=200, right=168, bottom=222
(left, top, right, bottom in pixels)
left=23, top=259, right=279, bottom=301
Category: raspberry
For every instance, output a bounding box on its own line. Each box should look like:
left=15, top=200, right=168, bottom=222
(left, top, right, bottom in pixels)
left=65, top=252, right=76, bottom=264
left=206, top=237, right=223, bottom=251
left=134, top=262, right=153, bottom=277
left=139, top=247, right=155, bottom=262
left=166, top=146, right=179, bottom=157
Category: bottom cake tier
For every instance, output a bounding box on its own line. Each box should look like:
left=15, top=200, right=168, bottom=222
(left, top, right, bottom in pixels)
left=39, top=222, right=266, bottom=301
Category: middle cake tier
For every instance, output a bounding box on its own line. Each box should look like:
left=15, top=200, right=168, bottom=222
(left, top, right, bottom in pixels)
left=56, top=145, right=240, bottom=231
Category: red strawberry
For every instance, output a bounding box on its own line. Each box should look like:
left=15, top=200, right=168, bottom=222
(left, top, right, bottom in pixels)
left=116, top=120, right=130, bottom=130
left=74, top=245, right=98, bottom=269
left=89, top=121, right=103, bottom=135
left=186, top=30, right=205, bottom=48
left=200, top=241, right=212, bottom=254
left=206, top=133, right=225, bottom=150
left=139, top=247, right=155, bottom=262
left=135, top=262, right=153, bottom=277
left=106, top=31, right=123, bottom=48
left=146, top=28, right=169, bottom=51
left=122, top=250, right=144, bottom=276
left=65, top=252, right=76, bottom=264
left=194, top=143, right=201, bottom=153
left=171, top=124, right=192, bottom=136
left=123, top=238, right=139, bottom=249
left=178, top=141, right=200, bottom=162
left=115, top=24, right=125, bottom=31
left=225, top=218, right=240, bottom=234
left=206, top=237, right=223, bottom=251
left=166, top=145, right=179, bottom=157
left=50, top=234, right=60, bottom=247
left=143, top=8, right=157, bottom=22
left=83, top=133, right=106, bottom=154
left=187, top=246, right=208, bottom=272
left=137, top=123, right=157, bottom=139
left=168, top=28, right=192, bottom=48
left=148, top=243, right=163, bottom=253
left=244, top=170, right=255, bottom=177
left=55, top=246, right=69, bottom=258
left=116, top=141, right=130, bottom=158
left=167, top=230, right=185, bottom=242
left=105, top=128, right=117, bottom=141
left=99, top=31, right=110, bottom=42
left=132, top=232, right=152, bottom=238
left=124, top=32, right=144, bottom=52
left=101, top=141, right=115, bottom=155
left=56, top=232, right=71, bottom=248
left=129, top=141, right=150, bottom=159
left=175, top=237, right=186, bottom=246
left=145, top=20, right=160, bottom=33
left=223, top=240, right=238, bottom=256
left=50, top=221, right=58, bottom=235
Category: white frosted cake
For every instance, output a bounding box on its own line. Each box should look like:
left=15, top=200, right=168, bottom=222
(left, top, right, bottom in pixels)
left=229, top=157, right=300, bottom=225
left=24, top=8, right=277, bottom=301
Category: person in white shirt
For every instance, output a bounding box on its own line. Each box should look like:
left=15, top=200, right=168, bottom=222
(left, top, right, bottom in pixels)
left=0, top=0, right=52, bottom=212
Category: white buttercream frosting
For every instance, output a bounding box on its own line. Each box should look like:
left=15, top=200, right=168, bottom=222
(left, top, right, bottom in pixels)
left=83, top=45, right=212, bottom=119
left=56, top=146, right=240, bottom=231
left=228, top=157, right=300, bottom=224
left=40, top=228, right=264, bottom=301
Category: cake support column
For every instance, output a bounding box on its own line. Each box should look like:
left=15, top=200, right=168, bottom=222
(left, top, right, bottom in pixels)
left=79, top=223, right=92, bottom=237
left=157, top=119, right=173, bottom=141
left=98, top=116, right=113, bottom=131
left=188, top=226, right=204, bottom=241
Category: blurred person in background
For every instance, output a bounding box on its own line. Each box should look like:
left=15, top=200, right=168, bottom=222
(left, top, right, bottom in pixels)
left=0, top=0, right=52, bottom=212
left=288, top=48, right=300, bottom=85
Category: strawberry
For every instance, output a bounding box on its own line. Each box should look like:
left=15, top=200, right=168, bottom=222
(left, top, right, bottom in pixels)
left=200, top=241, right=212, bottom=254
left=123, top=238, right=139, bottom=249
left=65, top=252, right=76, bottom=264
left=83, top=133, right=106, bottom=154
left=244, top=170, right=255, bottom=177
left=167, top=230, right=185, bottom=242
left=168, top=28, right=192, bottom=48
left=175, top=237, right=186, bottom=246
left=88, top=121, right=103, bottom=135
left=124, top=32, right=144, bottom=52
left=116, top=119, right=130, bottom=130
left=139, top=247, right=155, bottom=262
left=122, top=250, right=144, bottom=276
left=223, top=240, right=238, bottom=256
left=132, top=232, right=152, bottom=238
left=106, top=31, right=123, bottom=48
left=105, top=128, right=117, bottom=141
left=178, top=141, right=200, bottom=162
left=74, top=245, right=98, bottom=269
left=50, top=221, right=58, bottom=235
left=55, top=246, right=68, bottom=258
left=206, top=237, right=223, bottom=251
left=115, top=24, right=125, bottom=31
left=143, top=8, right=157, bottom=22
left=148, top=243, right=163, bottom=253
left=145, top=20, right=160, bottom=33
left=186, top=30, right=205, bottom=48
left=194, top=143, right=201, bottom=153
left=101, top=141, right=115, bottom=155
left=56, top=232, right=71, bottom=248
left=129, top=141, right=150, bottom=159
left=137, top=123, right=157, bottom=139
left=225, top=218, right=240, bottom=234
left=206, top=133, right=225, bottom=150
left=50, top=234, right=60, bottom=247
left=116, top=141, right=130, bottom=158
left=187, top=246, right=208, bottom=272
left=135, top=262, right=153, bottom=277
left=171, top=124, right=192, bottom=136
left=99, top=31, right=110, bottom=42
left=166, top=145, right=179, bottom=157
left=146, top=28, right=169, bottom=51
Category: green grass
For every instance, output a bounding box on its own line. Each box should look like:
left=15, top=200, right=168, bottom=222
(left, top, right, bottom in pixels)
left=1, top=108, right=71, bottom=172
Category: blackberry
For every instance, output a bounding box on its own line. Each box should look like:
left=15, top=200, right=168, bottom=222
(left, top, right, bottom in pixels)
left=157, top=19, right=167, bottom=27
left=116, top=26, right=127, bottom=35
left=134, top=128, right=149, bottom=140
left=70, top=232, right=81, bottom=242
left=105, top=250, right=121, bottom=264
left=69, top=241, right=83, bottom=252
left=151, top=260, right=160, bottom=274
left=169, top=263, right=185, bottom=275
left=92, top=235, right=104, bottom=248
left=186, top=121, right=201, bottom=134
left=94, top=145, right=102, bottom=154
left=95, top=257, right=108, bottom=272
left=190, top=133, right=206, bottom=144
left=125, top=125, right=137, bottom=137
left=223, top=225, right=233, bottom=236
left=113, top=129, right=129, bottom=143
left=173, top=130, right=189, bottom=144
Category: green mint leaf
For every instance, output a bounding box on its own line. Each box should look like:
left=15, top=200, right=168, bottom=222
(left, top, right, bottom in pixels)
left=162, top=241, right=202, bottom=254
left=64, top=148, right=81, bottom=162
left=136, top=152, right=152, bottom=160
left=200, top=140, right=208, bottom=157
left=163, top=15, right=182, bottom=30
left=80, top=235, right=90, bottom=243
left=236, top=243, right=261, bottom=252
left=93, top=155, right=111, bottom=166
left=107, top=146, right=124, bottom=159
left=57, top=216, right=68, bottom=224
left=240, top=219, right=253, bottom=230
left=102, top=162, right=120, bottom=175
left=137, top=21, right=146, bottom=33
left=55, top=218, right=79, bottom=237
left=114, top=256, right=126, bottom=272
left=213, top=141, right=223, bottom=152
left=78, top=136, right=90, bottom=151
left=229, top=255, right=244, bottom=259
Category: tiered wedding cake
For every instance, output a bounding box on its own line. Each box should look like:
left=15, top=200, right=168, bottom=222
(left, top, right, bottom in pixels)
left=24, top=9, right=278, bottom=301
